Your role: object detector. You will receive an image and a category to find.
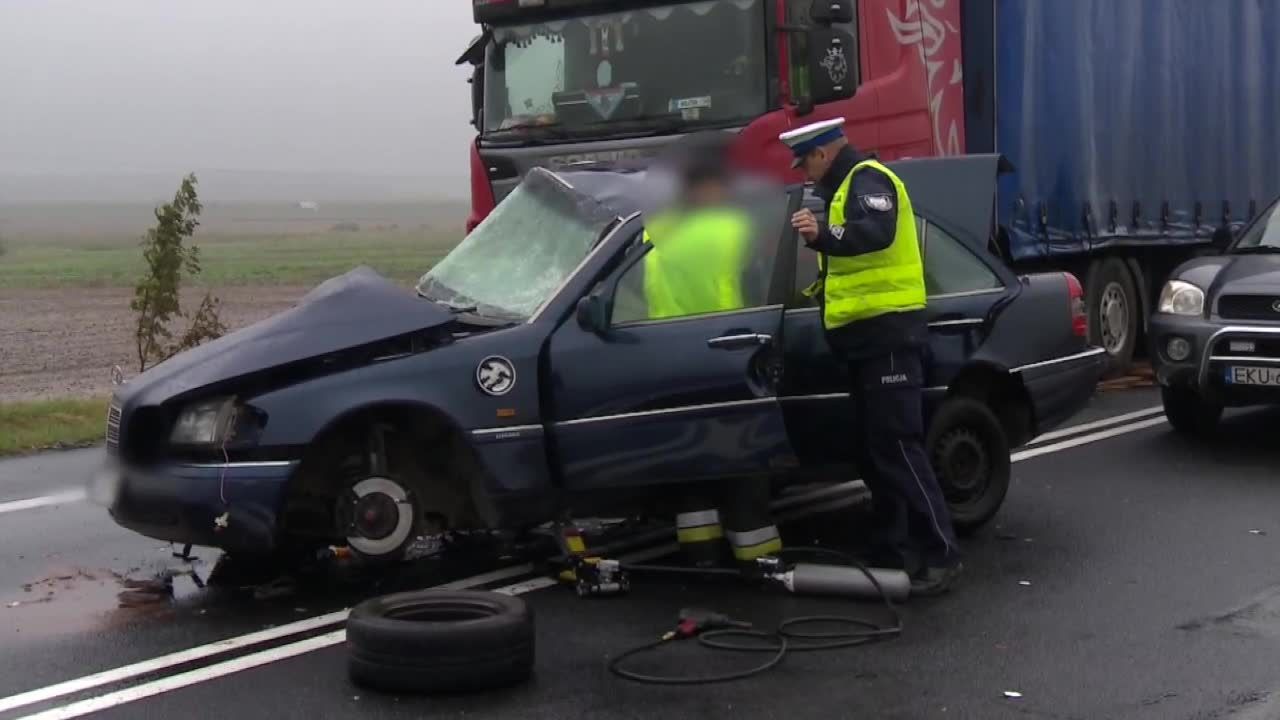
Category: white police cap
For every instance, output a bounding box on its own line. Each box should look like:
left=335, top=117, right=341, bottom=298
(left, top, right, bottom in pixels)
left=778, top=117, right=847, bottom=168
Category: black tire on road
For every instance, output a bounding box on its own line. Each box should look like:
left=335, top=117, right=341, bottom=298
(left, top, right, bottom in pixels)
left=1086, top=257, right=1140, bottom=378
left=1160, top=385, right=1223, bottom=438
left=927, top=397, right=1012, bottom=536
left=347, top=590, right=534, bottom=694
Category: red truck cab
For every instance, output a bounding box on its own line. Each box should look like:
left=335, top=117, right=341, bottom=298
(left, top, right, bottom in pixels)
left=461, top=0, right=965, bottom=232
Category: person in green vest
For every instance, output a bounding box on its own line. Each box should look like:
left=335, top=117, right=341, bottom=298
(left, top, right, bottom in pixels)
left=641, top=146, right=757, bottom=320
left=640, top=138, right=783, bottom=568
left=781, top=117, right=961, bottom=596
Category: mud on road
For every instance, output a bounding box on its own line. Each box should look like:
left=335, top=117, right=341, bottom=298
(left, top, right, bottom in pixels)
left=0, top=286, right=307, bottom=403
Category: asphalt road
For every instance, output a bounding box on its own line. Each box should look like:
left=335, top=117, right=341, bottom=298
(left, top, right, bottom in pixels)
left=4, top=387, right=1280, bottom=719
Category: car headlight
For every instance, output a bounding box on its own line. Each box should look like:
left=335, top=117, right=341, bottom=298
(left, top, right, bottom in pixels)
left=170, top=396, right=239, bottom=446
left=1157, top=280, right=1205, bottom=316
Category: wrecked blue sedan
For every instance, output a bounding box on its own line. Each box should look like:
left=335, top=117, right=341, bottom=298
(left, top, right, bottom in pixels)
left=95, top=158, right=1104, bottom=563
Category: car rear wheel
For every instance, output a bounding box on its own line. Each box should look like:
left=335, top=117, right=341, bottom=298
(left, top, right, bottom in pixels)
left=1160, top=385, right=1222, bottom=438
left=347, top=590, right=534, bottom=694
left=927, top=397, right=1011, bottom=535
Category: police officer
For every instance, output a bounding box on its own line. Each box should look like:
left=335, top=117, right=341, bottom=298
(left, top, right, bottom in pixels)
left=779, top=118, right=961, bottom=595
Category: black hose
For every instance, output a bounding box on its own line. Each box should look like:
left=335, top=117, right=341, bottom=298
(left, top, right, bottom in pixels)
left=607, top=631, right=788, bottom=685
left=607, top=547, right=903, bottom=684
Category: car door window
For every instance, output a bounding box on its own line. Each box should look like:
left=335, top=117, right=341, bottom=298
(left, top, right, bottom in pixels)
left=923, top=222, right=1003, bottom=297
left=612, top=191, right=790, bottom=324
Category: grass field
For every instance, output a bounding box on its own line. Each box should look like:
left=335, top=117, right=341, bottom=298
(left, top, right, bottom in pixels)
left=0, top=397, right=109, bottom=457
left=0, top=228, right=459, bottom=289
left=0, top=200, right=467, bottom=289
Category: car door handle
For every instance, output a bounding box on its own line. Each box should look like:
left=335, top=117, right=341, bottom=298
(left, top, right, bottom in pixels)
left=707, top=333, right=773, bottom=350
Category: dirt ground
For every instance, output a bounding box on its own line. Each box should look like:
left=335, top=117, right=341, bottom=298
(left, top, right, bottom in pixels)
left=0, top=286, right=306, bottom=403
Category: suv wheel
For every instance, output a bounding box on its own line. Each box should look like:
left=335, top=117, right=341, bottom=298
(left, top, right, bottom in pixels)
left=1160, top=385, right=1222, bottom=438
left=927, top=397, right=1012, bottom=535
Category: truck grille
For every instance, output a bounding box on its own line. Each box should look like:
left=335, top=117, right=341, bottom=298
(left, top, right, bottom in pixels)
left=1218, top=295, right=1280, bottom=322
left=106, top=401, right=122, bottom=453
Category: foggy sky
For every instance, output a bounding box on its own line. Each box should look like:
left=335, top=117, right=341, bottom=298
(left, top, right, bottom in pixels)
left=0, top=1, right=477, bottom=196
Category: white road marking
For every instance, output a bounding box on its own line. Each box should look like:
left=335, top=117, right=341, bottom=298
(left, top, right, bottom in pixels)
left=0, top=560, right=538, bottom=716
left=0, top=490, right=86, bottom=516
left=1027, top=406, right=1163, bottom=446
left=1012, top=416, right=1167, bottom=462
left=15, top=631, right=348, bottom=720
left=7, top=408, right=1173, bottom=718
left=13, top=539, right=731, bottom=720
left=0, top=482, right=850, bottom=716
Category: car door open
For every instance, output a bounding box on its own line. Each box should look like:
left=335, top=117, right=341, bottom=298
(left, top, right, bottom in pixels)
left=546, top=189, right=800, bottom=491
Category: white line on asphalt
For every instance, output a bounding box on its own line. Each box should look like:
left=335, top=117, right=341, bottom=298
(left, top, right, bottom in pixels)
left=0, top=490, right=86, bottom=516
left=7, top=409, right=1173, bottom=719
left=0, top=560, right=538, bottom=716
left=0, top=480, right=850, bottom=716
left=14, top=631, right=349, bottom=720
left=12, top=538, right=734, bottom=720
left=1012, top=416, right=1167, bottom=462
left=1027, top=406, right=1163, bottom=446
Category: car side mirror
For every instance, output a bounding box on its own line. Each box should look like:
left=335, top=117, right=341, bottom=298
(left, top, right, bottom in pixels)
left=576, top=293, right=610, bottom=334
left=805, top=26, right=857, bottom=105
left=808, top=0, right=854, bottom=24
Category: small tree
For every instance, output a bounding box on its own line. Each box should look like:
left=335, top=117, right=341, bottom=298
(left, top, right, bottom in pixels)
left=131, top=174, right=226, bottom=371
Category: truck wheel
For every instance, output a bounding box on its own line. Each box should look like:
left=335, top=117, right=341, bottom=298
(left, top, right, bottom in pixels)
left=927, top=397, right=1011, bottom=536
left=347, top=590, right=534, bottom=694
left=1086, top=258, right=1139, bottom=378
left=1160, top=385, right=1222, bottom=438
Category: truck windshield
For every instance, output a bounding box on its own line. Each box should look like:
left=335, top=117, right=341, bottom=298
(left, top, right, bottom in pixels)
left=482, top=0, right=767, bottom=140
left=416, top=169, right=618, bottom=321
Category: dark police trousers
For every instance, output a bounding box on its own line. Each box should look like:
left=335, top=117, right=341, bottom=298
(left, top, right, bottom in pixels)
left=847, top=347, right=959, bottom=572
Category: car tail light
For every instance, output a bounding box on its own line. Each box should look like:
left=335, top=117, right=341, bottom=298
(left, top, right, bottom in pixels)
left=1065, top=272, right=1087, bottom=337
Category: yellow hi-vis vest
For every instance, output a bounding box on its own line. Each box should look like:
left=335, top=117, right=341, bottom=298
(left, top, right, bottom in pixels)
left=641, top=208, right=752, bottom=320
left=807, top=159, right=926, bottom=330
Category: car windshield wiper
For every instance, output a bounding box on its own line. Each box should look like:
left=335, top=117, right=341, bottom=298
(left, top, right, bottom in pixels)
left=1232, top=245, right=1280, bottom=254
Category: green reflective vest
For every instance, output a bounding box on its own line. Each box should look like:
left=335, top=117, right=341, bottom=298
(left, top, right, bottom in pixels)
left=811, top=159, right=926, bottom=330
left=642, top=208, right=752, bottom=320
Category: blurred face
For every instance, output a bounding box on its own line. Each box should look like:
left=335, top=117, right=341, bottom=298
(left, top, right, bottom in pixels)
left=685, top=177, right=728, bottom=207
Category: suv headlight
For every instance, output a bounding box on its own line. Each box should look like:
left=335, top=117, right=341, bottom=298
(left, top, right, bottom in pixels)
left=170, top=396, right=239, bottom=446
left=1158, top=280, right=1205, bottom=316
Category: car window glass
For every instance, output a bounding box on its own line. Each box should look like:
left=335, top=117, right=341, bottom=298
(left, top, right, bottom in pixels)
left=790, top=214, right=925, bottom=308
left=612, top=189, right=789, bottom=324
left=416, top=169, right=615, bottom=321
left=924, top=222, right=1002, bottom=296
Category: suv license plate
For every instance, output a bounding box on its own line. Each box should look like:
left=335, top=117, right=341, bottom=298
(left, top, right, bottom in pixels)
left=1225, top=366, right=1280, bottom=386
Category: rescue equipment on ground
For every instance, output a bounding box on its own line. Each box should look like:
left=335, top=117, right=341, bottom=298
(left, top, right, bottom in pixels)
left=548, top=522, right=907, bottom=685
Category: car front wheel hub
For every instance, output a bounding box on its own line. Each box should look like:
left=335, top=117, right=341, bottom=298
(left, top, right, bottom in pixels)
left=354, top=492, right=401, bottom=541
left=344, top=476, right=415, bottom=558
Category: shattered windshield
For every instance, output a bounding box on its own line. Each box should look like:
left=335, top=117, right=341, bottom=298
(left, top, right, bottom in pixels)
left=416, top=169, right=617, bottom=321
left=1233, top=199, right=1280, bottom=252
left=482, top=0, right=766, bottom=140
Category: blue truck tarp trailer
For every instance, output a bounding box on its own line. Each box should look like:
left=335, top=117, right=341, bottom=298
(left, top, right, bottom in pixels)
left=961, top=0, right=1280, bottom=376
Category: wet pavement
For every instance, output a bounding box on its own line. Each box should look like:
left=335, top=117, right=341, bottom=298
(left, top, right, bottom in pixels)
left=6, top=388, right=1280, bottom=719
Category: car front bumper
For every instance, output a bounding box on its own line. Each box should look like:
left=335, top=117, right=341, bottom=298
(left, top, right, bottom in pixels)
left=92, top=457, right=298, bottom=553
left=1149, top=315, right=1280, bottom=405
